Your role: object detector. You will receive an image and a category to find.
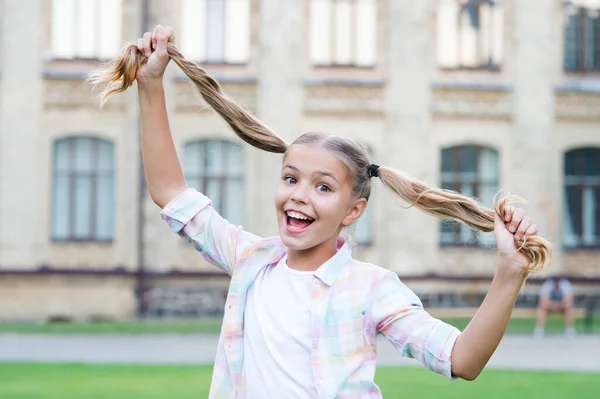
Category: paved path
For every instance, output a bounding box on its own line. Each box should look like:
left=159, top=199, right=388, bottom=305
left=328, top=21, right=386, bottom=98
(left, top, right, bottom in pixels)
left=1, top=334, right=599, bottom=372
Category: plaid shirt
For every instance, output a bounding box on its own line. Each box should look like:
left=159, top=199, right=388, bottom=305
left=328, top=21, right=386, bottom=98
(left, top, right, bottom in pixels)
left=161, top=188, right=460, bottom=398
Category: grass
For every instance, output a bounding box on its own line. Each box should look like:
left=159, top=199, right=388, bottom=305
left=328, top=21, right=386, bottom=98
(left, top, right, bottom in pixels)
left=0, top=363, right=597, bottom=399
left=445, top=315, right=598, bottom=334
left=0, top=318, right=224, bottom=335
left=0, top=315, right=596, bottom=335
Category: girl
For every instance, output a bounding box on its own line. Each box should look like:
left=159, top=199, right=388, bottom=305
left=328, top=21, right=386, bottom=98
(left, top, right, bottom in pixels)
left=91, top=25, right=552, bottom=399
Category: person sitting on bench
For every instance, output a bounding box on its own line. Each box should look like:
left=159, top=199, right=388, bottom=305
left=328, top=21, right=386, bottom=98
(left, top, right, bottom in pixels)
left=534, top=277, right=576, bottom=338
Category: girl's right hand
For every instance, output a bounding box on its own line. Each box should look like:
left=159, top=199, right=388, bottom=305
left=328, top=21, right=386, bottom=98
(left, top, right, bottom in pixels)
left=135, top=25, right=175, bottom=84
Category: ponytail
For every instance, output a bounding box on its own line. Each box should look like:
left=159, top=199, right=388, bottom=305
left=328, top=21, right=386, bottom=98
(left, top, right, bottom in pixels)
left=375, top=166, right=552, bottom=274
left=88, top=42, right=289, bottom=153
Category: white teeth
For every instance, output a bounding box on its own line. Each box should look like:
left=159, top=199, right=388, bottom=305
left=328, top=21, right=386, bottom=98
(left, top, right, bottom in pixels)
left=287, top=211, right=313, bottom=221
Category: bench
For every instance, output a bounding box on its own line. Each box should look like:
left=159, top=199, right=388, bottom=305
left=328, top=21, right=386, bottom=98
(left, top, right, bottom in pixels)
left=427, top=307, right=591, bottom=332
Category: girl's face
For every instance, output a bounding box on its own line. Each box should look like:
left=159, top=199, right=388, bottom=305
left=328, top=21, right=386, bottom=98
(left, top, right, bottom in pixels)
left=275, top=144, right=366, bottom=252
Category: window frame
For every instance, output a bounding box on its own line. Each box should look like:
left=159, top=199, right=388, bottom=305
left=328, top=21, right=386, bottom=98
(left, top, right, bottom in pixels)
left=180, top=0, right=252, bottom=65
left=563, top=148, right=600, bottom=250
left=50, top=0, right=123, bottom=61
left=309, top=0, right=379, bottom=68
left=51, top=136, right=115, bottom=243
left=182, top=139, right=246, bottom=225
left=563, top=4, right=600, bottom=73
left=437, top=0, right=503, bottom=71
left=439, top=145, right=500, bottom=248
left=352, top=145, right=376, bottom=247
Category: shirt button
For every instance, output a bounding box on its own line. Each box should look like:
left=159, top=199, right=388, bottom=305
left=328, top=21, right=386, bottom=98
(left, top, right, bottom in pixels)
left=312, top=340, right=318, bottom=347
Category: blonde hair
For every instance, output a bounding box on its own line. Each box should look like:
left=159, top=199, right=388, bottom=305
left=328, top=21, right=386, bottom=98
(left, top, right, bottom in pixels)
left=89, top=42, right=552, bottom=274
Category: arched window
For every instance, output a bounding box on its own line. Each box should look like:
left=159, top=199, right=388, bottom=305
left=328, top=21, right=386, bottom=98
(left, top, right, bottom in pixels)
left=440, top=145, right=499, bottom=246
left=563, top=148, right=600, bottom=248
left=183, top=139, right=245, bottom=226
left=52, top=136, right=115, bottom=241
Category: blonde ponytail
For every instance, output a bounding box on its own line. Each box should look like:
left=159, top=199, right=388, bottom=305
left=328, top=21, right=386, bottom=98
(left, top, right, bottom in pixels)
left=88, top=42, right=289, bottom=153
left=376, top=166, right=552, bottom=273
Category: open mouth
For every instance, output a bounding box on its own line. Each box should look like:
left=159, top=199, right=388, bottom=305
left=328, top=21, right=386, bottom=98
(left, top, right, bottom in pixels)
left=285, top=210, right=315, bottom=233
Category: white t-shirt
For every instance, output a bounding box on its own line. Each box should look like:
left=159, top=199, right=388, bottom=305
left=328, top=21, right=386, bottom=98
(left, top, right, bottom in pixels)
left=243, top=257, right=319, bottom=399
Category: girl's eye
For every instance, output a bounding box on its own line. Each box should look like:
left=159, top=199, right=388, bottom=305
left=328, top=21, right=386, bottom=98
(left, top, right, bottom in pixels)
left=285, top=176, right=296, bottom=184
left=317, top=184, right=330, bottom=193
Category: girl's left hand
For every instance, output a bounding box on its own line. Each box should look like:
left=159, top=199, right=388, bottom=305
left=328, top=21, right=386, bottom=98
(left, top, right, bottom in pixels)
left=493, top=207, right=537, bottom=270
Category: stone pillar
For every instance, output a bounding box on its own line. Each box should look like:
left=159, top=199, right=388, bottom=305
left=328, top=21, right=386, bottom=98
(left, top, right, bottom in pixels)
left=137, top=0, right=178, bottom=269
left=382, top=0, right=437, bottom=273
left=0, top=0, right=44, bottom=267
left=252, top=0, right=304, bottom=237
left=511, top=1, right=560, bottom=270
left=128, top=0, right=178, bottom=315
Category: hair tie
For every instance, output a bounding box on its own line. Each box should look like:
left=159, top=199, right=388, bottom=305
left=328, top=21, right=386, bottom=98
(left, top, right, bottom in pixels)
left=367, top=164, right=380, bottom=178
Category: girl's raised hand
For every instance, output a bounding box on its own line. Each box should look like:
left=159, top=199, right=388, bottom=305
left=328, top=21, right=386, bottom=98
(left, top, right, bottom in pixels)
left=493, top=206, right=538, bottom=271
left=135, top=25, right=175, bottom=84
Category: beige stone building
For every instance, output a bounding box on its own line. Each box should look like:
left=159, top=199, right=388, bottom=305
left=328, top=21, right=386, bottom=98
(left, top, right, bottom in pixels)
left=0, top=0, right=598, bottom=321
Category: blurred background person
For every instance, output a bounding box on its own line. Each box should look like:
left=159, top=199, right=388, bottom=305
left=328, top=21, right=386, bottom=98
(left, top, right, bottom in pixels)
left=534, top=276, right=576, bottom=338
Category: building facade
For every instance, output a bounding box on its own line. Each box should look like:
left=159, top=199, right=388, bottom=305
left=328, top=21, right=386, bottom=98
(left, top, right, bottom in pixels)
left=0, top=0, right=598, bottom=320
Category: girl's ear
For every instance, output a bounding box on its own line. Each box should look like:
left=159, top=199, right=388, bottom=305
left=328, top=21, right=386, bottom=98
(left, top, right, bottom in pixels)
left=342, top=198, right=368, bottom=226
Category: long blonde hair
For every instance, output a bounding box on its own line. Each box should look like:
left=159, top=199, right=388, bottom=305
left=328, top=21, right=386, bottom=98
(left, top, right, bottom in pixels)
left=89, top=42, right=552, bottom=274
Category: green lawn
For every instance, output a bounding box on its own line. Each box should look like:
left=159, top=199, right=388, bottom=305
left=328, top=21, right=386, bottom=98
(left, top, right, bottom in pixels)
left=0, top=315, right=596, bottom=335
left=0, top=363, right=597, bottom=399
left=0, top=318, right=224, bottom=335
left=445, top=314, right=598, bottom=334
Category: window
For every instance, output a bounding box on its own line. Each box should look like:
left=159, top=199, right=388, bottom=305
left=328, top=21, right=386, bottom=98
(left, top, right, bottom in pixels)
left=52, top=137, right=115, bottom=241
left=353, top=146, right=375, bottom=246
left=440, top=145, right=499, bottom=246
left=563, top=0, right=600, bottom=72
left=353, top=192, right=374, bottom=246
left=181, top=0, right=251, bottom=63
left=563, top=148, right=600, bottom=248
left=51, top=0, right=122, bottom=60
left=309, top=0, right=378, bottom=67
left=436, top=0, right=503, bottom=69
left=183, top=140, right=245, bottom=226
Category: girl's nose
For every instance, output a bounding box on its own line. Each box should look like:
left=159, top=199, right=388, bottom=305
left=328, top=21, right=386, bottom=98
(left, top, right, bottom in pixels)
left=290, top=184, right=309, bottom=204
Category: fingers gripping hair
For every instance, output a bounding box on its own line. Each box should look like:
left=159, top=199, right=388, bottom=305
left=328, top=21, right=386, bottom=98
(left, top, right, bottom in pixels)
left=376, top=166, right=552, bottom=274
left=88, top=42, right=289, bottom=154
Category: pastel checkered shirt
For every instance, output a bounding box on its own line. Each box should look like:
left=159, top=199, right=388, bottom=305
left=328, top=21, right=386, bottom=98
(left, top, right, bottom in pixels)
left=161, top=188, right=460, bottom=398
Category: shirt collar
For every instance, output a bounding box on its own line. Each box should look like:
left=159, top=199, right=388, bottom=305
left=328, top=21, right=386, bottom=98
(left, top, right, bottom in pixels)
left=313, top=240, right=352, bottom=287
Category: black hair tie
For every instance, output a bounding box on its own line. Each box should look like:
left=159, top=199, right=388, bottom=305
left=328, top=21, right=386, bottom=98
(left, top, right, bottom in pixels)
left=367, top=164, right=380, bottom=178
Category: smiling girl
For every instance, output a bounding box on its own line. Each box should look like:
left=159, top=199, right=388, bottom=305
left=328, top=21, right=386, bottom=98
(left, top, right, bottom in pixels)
left=91, top=26, right=552, bottom=399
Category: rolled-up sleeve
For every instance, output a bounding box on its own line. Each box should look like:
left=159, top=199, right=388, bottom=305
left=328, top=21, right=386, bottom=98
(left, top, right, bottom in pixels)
left=160, top=188, right=261, bottom=275
left=373, top=271, right=461, bottom=379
